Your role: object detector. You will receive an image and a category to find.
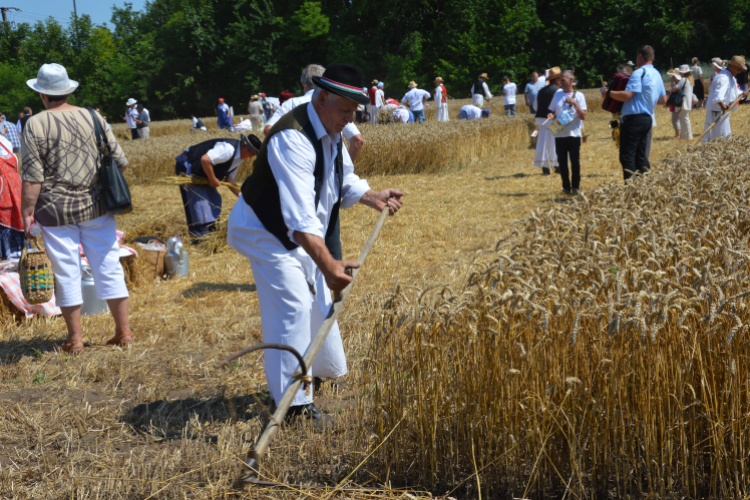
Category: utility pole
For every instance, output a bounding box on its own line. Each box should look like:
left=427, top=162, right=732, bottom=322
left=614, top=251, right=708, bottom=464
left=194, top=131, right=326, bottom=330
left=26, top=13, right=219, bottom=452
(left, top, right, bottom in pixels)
left=1, top=7, right=20, bottom=24
left=72, top=0, right=77, bottom=18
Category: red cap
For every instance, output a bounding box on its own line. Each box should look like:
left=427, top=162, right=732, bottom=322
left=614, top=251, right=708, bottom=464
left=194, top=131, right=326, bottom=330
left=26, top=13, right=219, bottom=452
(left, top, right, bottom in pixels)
left=218, top=98, right=225, bottom=102
left=260, top=93, right=266, bottom=97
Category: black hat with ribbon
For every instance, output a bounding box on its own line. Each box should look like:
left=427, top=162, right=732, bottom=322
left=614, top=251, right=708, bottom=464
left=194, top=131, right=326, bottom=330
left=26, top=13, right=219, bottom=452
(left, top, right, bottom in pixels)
left=312, top=63, right=370, bottom=105
left=240, top=134, right=262, bottom=154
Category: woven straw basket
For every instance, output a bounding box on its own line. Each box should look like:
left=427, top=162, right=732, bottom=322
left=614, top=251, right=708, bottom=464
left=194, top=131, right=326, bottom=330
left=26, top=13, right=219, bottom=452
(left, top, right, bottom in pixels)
left=18, top=239, right=54, bottom=305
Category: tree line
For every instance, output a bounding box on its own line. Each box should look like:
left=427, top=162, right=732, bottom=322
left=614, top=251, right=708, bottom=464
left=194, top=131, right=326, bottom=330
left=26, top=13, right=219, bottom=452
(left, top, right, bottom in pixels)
left=1, top=0, right=748, bottom=121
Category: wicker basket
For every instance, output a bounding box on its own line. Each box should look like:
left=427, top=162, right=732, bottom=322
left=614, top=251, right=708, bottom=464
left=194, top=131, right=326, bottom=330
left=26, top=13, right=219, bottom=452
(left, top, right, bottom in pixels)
left=18, top=239, right=54, bottom=305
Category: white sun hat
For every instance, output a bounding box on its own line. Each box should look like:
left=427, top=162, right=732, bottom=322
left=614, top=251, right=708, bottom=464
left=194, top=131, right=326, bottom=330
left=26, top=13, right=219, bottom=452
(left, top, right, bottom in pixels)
left=126, top=98, right=138, bottom=106
left=26, top=63, right=79, bottom=95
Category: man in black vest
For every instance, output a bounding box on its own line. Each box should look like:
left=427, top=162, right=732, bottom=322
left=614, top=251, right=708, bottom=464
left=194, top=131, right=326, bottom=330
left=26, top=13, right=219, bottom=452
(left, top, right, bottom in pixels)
left=472, top=73, right=492, bottom=107
left=533, top=66, right=562, bottom=175
left=174, top=134, right=261, bottom=239
left=227, top=64, right=403, bottom=429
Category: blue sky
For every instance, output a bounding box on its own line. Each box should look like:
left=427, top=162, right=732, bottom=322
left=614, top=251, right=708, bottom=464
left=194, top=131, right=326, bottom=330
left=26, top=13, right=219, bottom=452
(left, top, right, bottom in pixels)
left=6, top=0, right=148, bottom=29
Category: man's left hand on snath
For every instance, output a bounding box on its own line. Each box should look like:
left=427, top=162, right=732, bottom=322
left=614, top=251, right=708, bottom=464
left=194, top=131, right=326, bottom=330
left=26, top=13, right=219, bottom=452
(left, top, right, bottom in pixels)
left=361, top=188, right=404, bottom=215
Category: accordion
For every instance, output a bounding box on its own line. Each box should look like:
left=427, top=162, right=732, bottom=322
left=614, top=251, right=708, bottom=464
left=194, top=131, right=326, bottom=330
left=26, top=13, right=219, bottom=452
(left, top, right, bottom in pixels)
left=602, top=73, right=631, bottom=114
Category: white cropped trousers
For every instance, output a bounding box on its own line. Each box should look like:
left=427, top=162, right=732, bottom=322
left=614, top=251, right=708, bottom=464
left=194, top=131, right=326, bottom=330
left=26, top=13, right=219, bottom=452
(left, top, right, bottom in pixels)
left=40, top=214, right=128, bottom=308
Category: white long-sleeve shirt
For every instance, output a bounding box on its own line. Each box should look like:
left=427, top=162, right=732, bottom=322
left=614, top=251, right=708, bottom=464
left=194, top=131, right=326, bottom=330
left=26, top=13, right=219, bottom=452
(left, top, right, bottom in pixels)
left=235, top=101, right=369, bottom=281
left=266, top=89, right=361, bottom=140
left=125, top=107, right=139, bottom=128
left=434, top=85, right=445, bottom=104
left=472, top=81, right=492, bottom=100
left=707, top=69, right=739, bottom=112
left=268, top=102, right=370, bottom=241
left=402, top=88, right=431, bottom=112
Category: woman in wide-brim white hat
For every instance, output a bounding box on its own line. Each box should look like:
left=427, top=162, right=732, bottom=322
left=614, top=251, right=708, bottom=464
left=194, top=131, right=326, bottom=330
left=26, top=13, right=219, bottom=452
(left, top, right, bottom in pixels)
left=674, top=64, right=694, bottom=139
left=20, top=63, right=133, bottom=354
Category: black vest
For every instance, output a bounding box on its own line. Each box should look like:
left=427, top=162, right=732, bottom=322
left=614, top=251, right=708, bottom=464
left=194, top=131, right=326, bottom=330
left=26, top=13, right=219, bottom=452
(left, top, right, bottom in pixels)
left=187, top=138, right=240, bottom=180
left=472, top=80, right=485, bottom=96
left=535, top=84, right=560, bottom=119
left=241, top=104, right=344, bottom=259
left=195, top=118, right=205, bottom=128
left=19, top=115, right=31, bottom=133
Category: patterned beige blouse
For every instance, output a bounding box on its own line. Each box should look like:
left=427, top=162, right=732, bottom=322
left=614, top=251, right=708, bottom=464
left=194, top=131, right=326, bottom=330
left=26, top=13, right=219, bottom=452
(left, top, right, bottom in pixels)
left=20, top=109, right=128, bottom=226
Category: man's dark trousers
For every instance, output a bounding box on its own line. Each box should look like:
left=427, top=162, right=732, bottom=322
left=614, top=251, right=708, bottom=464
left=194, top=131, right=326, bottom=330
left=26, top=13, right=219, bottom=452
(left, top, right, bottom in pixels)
left=619, top=113, right=652, bottom=180
left=556, top=137, right=581, bottom=192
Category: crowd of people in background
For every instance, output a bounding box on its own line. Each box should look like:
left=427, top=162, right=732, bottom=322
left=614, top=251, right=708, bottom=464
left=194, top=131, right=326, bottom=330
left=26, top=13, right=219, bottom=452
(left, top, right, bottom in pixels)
left=3, top=46, right=750, bottom=429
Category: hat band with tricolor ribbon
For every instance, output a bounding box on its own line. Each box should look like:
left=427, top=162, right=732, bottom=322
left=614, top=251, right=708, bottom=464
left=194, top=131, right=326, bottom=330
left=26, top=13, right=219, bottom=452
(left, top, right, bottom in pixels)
left=320, top=77, right=367, bottom=96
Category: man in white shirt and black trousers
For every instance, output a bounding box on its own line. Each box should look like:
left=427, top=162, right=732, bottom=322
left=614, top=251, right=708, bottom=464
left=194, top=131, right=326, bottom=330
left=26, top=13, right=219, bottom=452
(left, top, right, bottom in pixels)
left=227, top=64, right=403, bottom=429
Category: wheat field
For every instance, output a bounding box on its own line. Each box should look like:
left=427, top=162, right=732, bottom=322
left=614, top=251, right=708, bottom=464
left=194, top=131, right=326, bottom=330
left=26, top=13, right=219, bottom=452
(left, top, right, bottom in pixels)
left=2, top=93, right=750, bottom=498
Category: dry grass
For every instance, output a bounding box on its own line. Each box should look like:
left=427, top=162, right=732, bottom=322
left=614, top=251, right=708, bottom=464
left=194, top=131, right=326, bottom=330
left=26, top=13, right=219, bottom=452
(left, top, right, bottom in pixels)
left=2, top=95, right=750, bottom=498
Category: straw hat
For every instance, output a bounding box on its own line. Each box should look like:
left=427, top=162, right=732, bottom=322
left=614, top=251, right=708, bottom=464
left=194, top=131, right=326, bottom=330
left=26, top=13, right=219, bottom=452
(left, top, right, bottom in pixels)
left=125, top=98, right=137, bottom=106
left=434, top=77, right=444, bottom=83
left=407, top=81, right=418, bottom=88
left=727, top=55, right=747, bottom=70
left=546, top=66, right=562, bottom=81
left=712, top=58, right=725, bottom=71
left=670, top=69, right=682, bottom=81
left=27, top=63, right=79, bottom=95
left=478, top=73, right=489, bottom=80
left=678, top=64, right=690, bottom=74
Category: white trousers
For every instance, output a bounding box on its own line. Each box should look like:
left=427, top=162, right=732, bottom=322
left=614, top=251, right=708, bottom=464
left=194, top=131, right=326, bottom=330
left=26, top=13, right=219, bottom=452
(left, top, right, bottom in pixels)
left=472, top=95, right=484, bottom=107
left=40, top=214, right=128, bottom=308
left=436, top=103, right=449, bottom=122
left=534, top=118, right=558, bottom=168
left=369, top=105, right=380, bottom=125
left=703, top=110, right=731, bottom=143
left=227, top=199, right=347, bottom=407
left=677, top=108, right=692, bottom=139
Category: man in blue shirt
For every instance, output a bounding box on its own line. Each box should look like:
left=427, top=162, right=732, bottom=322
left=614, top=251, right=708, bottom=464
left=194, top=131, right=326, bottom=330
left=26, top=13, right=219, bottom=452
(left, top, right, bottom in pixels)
left=602, top=45, right=667, bottom=180
left=524, top=72, right=544, bottom=114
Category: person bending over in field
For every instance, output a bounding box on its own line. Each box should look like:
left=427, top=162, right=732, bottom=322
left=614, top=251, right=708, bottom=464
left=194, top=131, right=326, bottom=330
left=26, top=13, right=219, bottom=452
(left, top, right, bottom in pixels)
left=174, top=134, right=261, bottom=241
left=459, top=104, right=490, bottom=120
left=227, top=64, right=403, bottom=429
left=190, top=115, right=207, bottom=132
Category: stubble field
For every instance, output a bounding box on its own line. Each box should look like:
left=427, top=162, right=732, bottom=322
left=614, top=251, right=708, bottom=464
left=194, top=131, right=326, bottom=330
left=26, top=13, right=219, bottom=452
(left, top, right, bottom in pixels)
left=3, top=92, right=750, bottom=498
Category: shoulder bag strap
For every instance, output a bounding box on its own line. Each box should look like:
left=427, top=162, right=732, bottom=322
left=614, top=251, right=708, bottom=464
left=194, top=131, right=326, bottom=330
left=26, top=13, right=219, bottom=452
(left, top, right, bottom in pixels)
left=87, top=108, right=112, bottom=159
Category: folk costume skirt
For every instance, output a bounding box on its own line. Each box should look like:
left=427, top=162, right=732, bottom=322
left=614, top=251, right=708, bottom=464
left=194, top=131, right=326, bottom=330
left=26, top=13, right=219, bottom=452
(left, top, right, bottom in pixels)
left=534, top=117, right=558, bottom=168
left=0, top=139, right=24, bottom=259
left=175, top=154, right=223, bottom=238
left=436, top=103, right=449, bottom=122
left=227, top=196, right=348, bottom=407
